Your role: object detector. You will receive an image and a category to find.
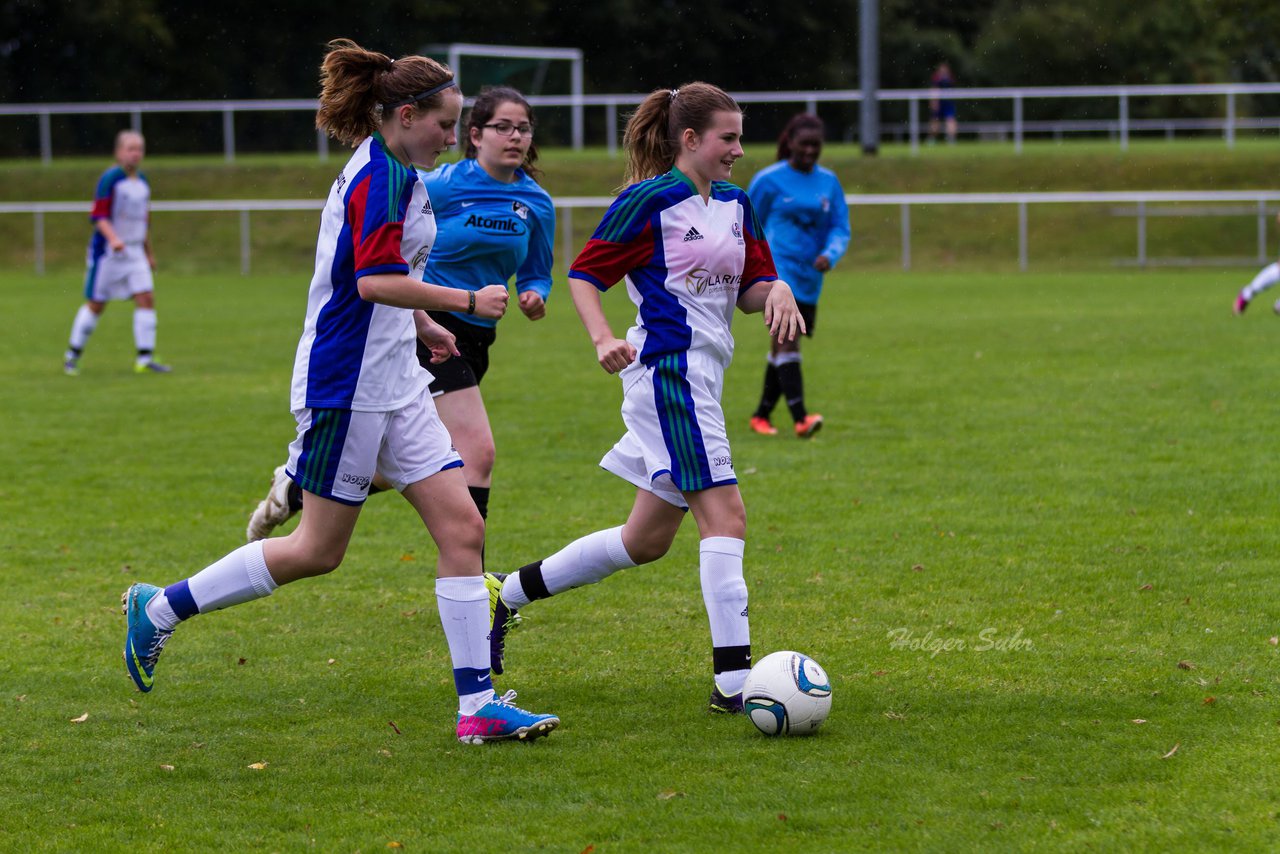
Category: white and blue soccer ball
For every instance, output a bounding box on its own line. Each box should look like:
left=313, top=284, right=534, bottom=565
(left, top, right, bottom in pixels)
left=743, top=651, right=832, bottom=736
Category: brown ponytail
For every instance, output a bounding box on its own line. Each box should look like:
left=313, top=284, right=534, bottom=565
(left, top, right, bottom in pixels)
left=316, top=39, right=455, bottom=148
left=622, top=81, right=740, bottom=187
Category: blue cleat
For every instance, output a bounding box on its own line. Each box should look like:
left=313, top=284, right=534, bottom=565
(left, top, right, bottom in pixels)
left=485, top=572, right=519, bottom=675
left=456, top=689, right=559, bottom=744
left=708, top=684, right=744, bottom=714
left=121, top=583, right=172, bottom=693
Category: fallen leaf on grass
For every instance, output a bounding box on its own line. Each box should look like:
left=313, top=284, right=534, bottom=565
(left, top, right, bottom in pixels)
left=657, top=790, right=684, bottom=800
left=247, top=762, right=268, bottom=770
left=238, top=658, right=247, bottom=666
left=579, top=846, right=595, bottom=854
left=327, top=659, right=336, bottom=665
left=387, top=843, right=404, bottom=850
left=1177, top=661, right=1195, bottom=670
left=70, top=712, right=88, bottom=724
left=378, top=749, right=392, bottom=758
left=884, top=710, right=907, bottom=720
left=399, top=554, right=414, bottom=562
left=401, top=610, right=418, bottom=617
left=159, top=764, right=174, bottom=772
left=388, top=721, right=402, bottom=734
left=911, top=564, right=925, bottom=572
left=1130, top=719, right=1147, bottom=724
left=872, top=670, right=888, bottom=677
left=1138, top=584, right=1153, bottom=591
left=1203, top=696, right=1216, bottom=705
left=777, top=814, right=788, bottom=822
left=1270, top=637, right=1278, bottom=646
left=1161, top=743, right=1180, bottom=759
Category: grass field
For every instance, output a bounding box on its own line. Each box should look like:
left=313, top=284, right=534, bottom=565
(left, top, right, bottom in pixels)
left=4, top=263, right=1280, bottom=850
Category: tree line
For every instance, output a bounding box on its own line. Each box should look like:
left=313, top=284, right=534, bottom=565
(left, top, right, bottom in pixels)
left=2, top=0, right=1278, bottom=154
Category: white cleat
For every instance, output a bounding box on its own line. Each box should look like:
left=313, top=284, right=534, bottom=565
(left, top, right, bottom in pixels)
left=246, top=464, right=297, bottom=542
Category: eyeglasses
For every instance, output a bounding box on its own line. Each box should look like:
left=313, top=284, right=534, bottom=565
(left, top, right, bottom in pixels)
left=483, top=122, right=534, bottom=138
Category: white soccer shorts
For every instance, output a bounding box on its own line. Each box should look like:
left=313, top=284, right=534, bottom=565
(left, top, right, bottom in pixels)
left=286, top=388, right=462, bottom=505
left=84, top=245, right=153, bottom=302
left=600, top=348, right=737, bottom=509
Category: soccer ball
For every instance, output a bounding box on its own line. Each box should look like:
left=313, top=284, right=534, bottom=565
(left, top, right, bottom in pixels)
left=743, top=651, right=832, bottom=736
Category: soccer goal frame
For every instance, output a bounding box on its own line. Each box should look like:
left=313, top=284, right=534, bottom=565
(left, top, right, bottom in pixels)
left=424, top=43, right=585, bottom=149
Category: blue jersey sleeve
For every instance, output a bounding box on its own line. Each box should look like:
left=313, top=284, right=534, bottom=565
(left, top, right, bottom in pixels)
left=821, top=172, right=851, bottom=266
left=515, top=193, right=555, bottom=302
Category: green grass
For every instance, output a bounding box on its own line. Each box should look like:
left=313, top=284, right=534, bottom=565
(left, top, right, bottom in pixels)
left=3, top=138, right=1279, bottom=275
left=4, top=265, right=1280, bottom=850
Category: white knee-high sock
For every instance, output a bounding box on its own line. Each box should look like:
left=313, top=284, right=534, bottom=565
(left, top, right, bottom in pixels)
left=501, top=526, right=636, bottom=609
left=133, top=307, right=157, bottom=357
left=67, top=305, right=99, bottom=354
left=145, top=541, right=278, bottom=630
left=1243, top=263, right=1280, bottom=300
left=700, top=536, right=751, bottom=695
left=436, top=576, right=494, bottom=715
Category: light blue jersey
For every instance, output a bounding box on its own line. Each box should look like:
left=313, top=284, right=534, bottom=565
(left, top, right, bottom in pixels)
left=747, top=161, right=850, bottom=305
left=418, top=158, right=555, bottom=329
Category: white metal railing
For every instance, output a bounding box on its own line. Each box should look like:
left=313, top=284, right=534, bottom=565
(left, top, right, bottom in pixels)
left=7, top=82, right=1280, bottom=162
left=6, top=190, right=1279, bottom=276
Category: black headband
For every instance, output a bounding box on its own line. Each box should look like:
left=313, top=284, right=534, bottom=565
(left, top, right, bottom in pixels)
left=385, top=79, right=457, bottom=109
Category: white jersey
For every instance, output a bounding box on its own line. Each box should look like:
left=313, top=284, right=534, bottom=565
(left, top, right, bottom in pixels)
left=89, top=166, right=149, bottom=255
left=290, top=133, right=436, bottom=412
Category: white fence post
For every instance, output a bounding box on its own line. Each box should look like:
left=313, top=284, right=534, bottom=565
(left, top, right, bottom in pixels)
left=240, top=210, right=251, bottom=275
left=1136, top=201, right=1147, bottom=267
left=909, top=96, right=919, bottom=155
left=1226, top=91, right=1236, bottom=149
left=1258, top=199, right=1268, bottom=262
left=606, top=100, right=617, bottom=158
left=34, top=210, right=44, bottom=276
left=1014, top=95, right=1024, bottom=154
left=1018, top=201, right=1028, bottom=270
left=900, top=203, right=911, bottom=271
left=1119, top=92, right=1129, bottom=151
left=223, top=109, right=235, bottom=163
left=39, top=111, right=51, bottom=165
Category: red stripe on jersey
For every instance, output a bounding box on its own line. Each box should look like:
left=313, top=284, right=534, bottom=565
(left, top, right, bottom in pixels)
left=570, top=224, right=656, bottom=289
left=742, top=228, right=778, bottom=285
left=90, top=196, right=112, bottom=221
left=357, top=223, right=408, bottom=275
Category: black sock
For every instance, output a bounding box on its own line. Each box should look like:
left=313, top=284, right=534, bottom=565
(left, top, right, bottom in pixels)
left=467, top=485, right=490, bottom=520
left=776, top=360, right=807, bottom=422
left=516, top=560, right=551, bottom=601
left=286, top=481, right=304, bottom=512
left=755, top=362, right=781, bottom=420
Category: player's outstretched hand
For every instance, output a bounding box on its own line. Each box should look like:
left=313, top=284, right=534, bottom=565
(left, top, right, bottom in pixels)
left=595, top=336, right=637, bottom=375
left=763, top=280, right=806, bottom=342
left=473, top=284, right=510, bottom=320
left=416, top=314, right=460, bottom=364
left=519, top=291, right=546, bottom=321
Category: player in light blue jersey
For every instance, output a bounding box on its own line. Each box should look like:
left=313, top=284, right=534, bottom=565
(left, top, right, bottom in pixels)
left=746, top=113, right=850, bottom=438
left=416, top=86, right=555, bottom=529
left=245, top=88, right=556, bottom=561
left=63, top=130, right=169, bottom=376
left=120, top=41, right=557, bottom=745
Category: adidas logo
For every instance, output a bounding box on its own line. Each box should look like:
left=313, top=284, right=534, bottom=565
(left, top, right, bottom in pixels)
left=682, top=227, right=704, bottom=242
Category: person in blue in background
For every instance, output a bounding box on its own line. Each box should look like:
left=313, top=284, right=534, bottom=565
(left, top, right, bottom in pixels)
left=929, top=62, right=957, bottom=145
left=247, top=86, right=555, bottom=549
left=746, top=113, right=849, bottom=438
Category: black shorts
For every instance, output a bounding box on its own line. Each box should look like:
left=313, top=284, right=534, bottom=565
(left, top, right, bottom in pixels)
left=419, top=311, right=497, bottom=395
left=798, top=301, right=817, bottom=337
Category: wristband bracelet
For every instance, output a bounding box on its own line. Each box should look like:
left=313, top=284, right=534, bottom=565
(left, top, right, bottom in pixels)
left=466, top=291, right=476, bottom=315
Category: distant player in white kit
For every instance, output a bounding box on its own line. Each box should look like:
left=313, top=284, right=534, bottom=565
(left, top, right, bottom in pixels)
left=1233, top=212, right=1280, bottom=315
left=63, top=130, right=170, bottom=375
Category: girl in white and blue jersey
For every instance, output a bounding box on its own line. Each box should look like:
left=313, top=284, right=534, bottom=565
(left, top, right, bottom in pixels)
left=490, top=83, right=805, bottom=714
left=747, top=113, right=850, bottom=438
left=62, top=130, right=169, bottom=375
left=119, top=40, right=558, bottom=745
left=244, top=88, right=556, bottom=558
